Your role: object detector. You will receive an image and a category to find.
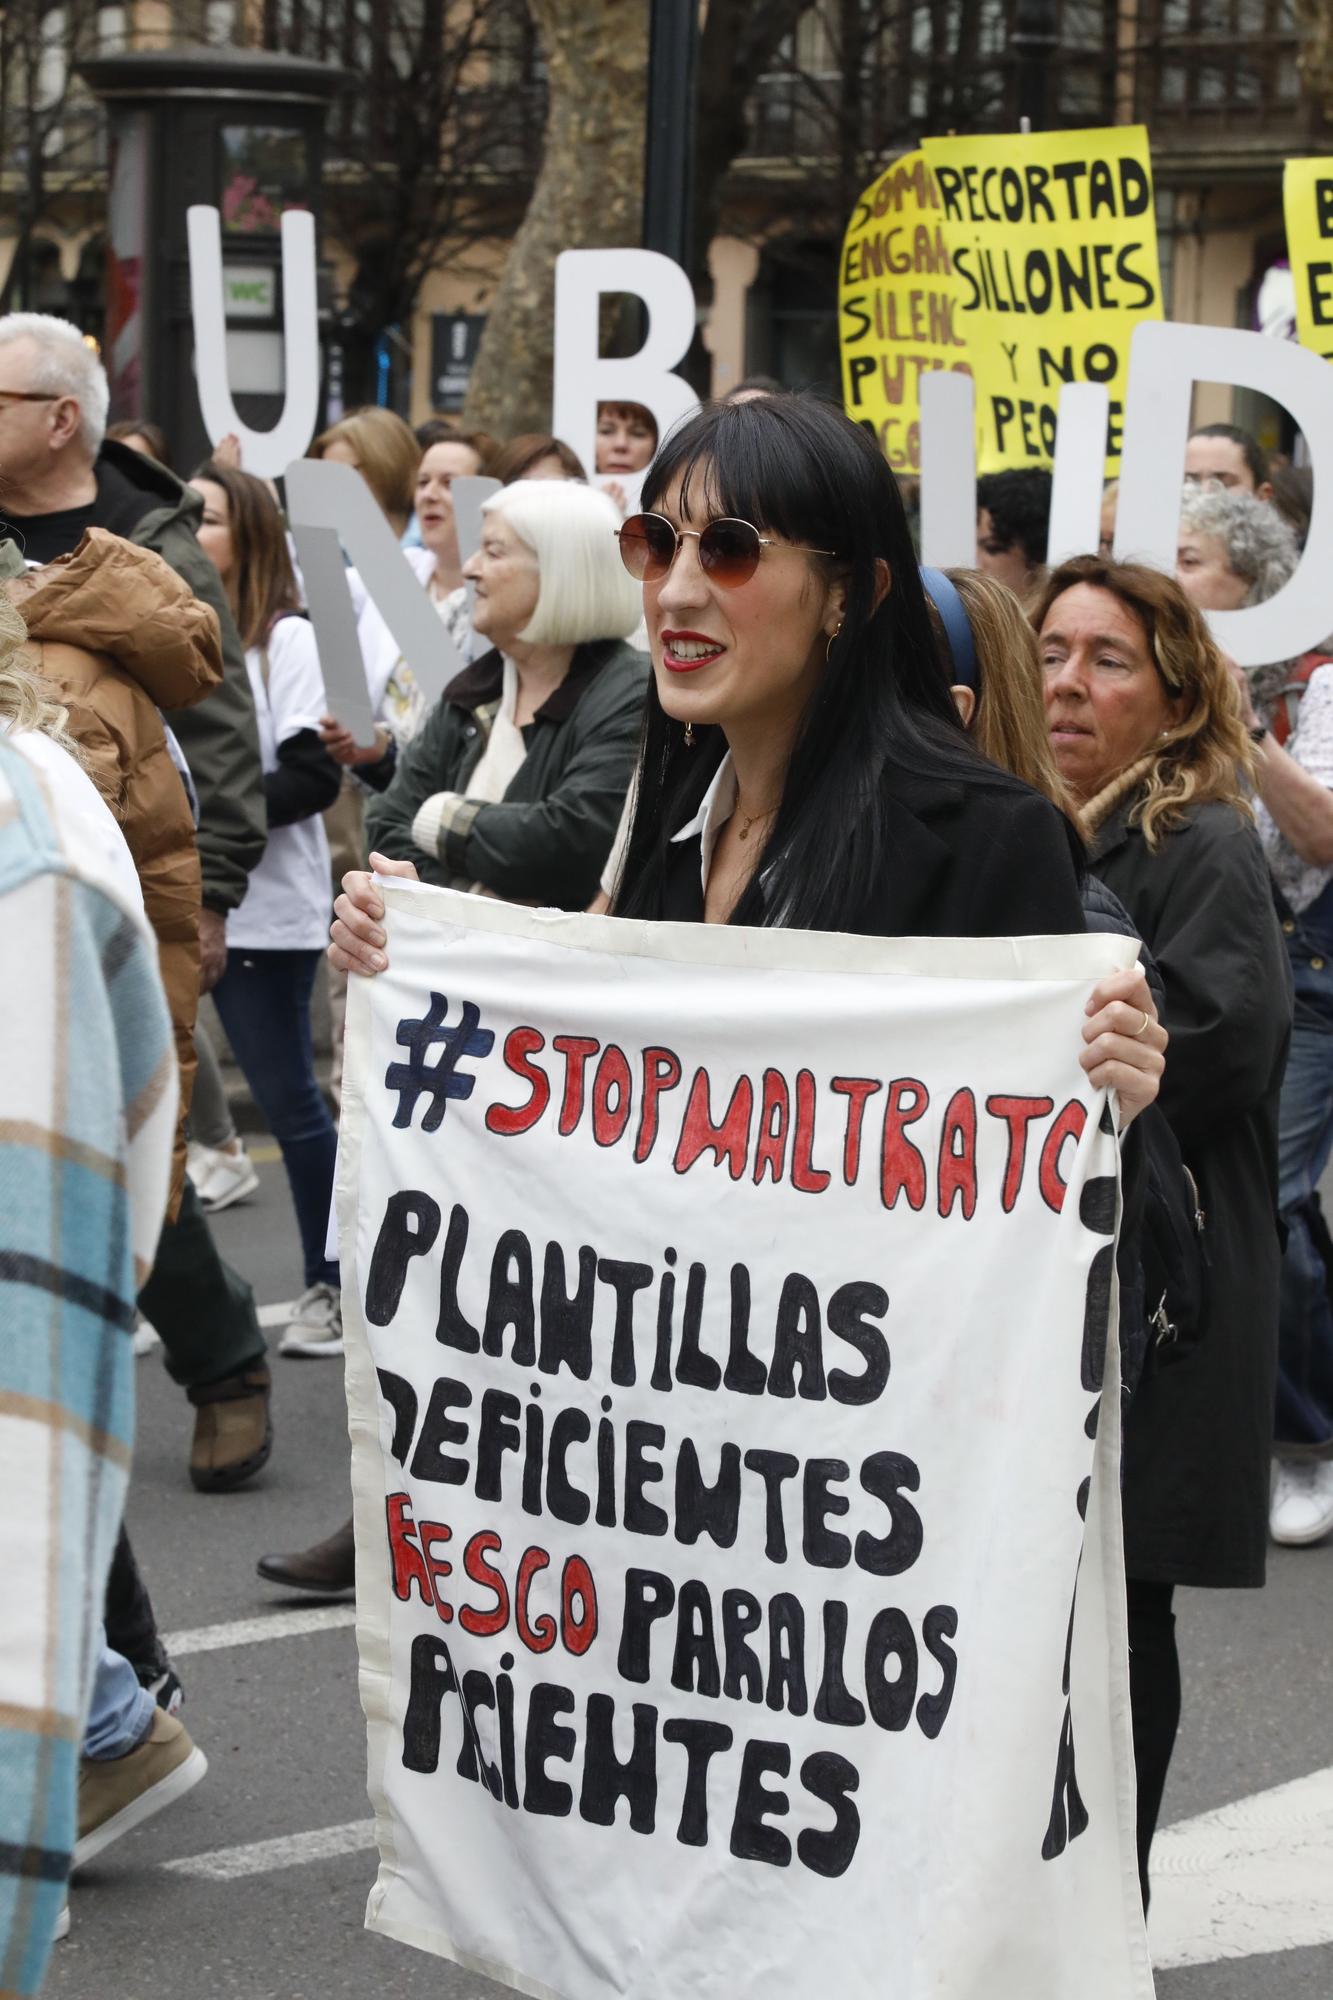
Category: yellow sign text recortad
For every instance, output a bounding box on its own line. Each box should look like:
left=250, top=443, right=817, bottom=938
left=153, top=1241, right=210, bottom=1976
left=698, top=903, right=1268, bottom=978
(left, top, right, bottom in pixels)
left=838, top=149, right=970, bottom=475
left=1285, top=158, right=1333, bottom=363
left=920, top=125, right=1162, bottom=474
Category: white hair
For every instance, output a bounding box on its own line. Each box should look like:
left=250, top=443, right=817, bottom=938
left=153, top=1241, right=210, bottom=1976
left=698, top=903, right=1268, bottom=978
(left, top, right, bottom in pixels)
left=0, top=312, right=110, bottom=457
left=482, top=480, right=642, bottom=647
left=1178, top=481, right=1297, bottom=606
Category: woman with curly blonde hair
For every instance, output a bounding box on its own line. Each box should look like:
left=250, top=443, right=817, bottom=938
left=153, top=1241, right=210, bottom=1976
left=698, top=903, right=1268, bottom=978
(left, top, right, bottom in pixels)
left=1033, top=552, right=1292, bottom=1910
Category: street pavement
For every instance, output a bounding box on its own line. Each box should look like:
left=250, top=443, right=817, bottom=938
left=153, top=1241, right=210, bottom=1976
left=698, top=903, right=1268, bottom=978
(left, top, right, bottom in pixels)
left=46, top=1147, right=1333, bottom=1999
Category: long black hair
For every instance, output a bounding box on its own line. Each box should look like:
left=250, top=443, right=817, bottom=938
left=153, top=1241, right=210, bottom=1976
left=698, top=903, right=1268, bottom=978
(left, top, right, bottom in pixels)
left=615, top=393, right=1016, bottom=931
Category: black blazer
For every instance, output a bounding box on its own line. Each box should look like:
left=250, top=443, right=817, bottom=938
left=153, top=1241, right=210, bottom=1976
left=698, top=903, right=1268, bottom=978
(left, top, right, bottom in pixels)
left=662, top=763, right=1088, bottom=939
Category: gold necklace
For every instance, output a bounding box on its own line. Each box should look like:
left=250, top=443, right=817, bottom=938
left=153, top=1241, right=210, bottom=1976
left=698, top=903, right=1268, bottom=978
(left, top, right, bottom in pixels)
left=736, top=802, right=777, bottom=842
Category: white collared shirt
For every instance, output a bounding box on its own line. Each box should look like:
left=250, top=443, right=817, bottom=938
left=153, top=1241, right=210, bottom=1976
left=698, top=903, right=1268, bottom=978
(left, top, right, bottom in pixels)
left=670, top=752, right=740, bottom=897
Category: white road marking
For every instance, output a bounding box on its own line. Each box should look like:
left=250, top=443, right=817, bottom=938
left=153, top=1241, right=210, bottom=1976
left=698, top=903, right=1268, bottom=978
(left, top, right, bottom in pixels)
left=163, top=1605, right=356, bottom=1657
left=163, top=1820, right=376, bottom=1881
left=256, top=1299, right=296, bottom=1328
left=1150, top=1763, right=1333, bottom=1969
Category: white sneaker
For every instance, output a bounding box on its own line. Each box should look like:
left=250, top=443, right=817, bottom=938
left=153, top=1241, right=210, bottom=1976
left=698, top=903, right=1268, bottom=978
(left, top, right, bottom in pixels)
left=279, top=1282, right=343, bottom=1358
left=194, top=1142, right=260, bottom=1214
left=1270, top=1457, right=1333, bottom=1546
left=132, top=1315, right=162, bottom=1358
left=53, top=1900, right=70, bottom=1941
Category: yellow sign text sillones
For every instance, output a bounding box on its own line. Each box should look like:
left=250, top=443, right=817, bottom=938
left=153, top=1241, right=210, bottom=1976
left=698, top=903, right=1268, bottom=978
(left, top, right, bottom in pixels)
left=920, top=125, right=1162, bottom=475
left=838, top=149, right=970, bottom=477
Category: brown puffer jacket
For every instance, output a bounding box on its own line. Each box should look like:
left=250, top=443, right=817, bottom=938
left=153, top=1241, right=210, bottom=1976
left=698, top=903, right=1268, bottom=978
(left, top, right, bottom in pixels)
left=5, top=529, right=223, bottom=1216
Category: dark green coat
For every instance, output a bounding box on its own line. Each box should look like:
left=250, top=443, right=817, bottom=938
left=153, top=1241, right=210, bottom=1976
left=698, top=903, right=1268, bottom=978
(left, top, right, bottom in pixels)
left=1094, top=798, right=1292, bottom=1589
left=366, top=639, right=649, bottom=909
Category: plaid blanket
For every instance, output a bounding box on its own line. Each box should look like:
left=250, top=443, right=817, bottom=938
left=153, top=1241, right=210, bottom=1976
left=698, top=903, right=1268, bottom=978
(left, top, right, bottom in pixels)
left=0, top=732, right=175, bottom=1996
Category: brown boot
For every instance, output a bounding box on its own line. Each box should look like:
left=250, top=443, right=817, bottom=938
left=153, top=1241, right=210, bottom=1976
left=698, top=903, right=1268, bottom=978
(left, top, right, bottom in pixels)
left=257, top=1517, right=355, bottom=1594
left=188, top=1363, right=272, bottom=1493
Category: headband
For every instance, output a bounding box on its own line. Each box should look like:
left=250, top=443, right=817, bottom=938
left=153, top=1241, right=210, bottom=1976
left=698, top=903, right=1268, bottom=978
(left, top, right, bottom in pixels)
left=920, top=566, right=979, bottom=694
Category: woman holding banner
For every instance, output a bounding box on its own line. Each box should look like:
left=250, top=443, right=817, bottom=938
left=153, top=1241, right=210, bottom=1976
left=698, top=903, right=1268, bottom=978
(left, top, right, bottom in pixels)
left=1035, top=553, right=1292, bottom=1906
left=335, top=399, right=1165, bottom=1108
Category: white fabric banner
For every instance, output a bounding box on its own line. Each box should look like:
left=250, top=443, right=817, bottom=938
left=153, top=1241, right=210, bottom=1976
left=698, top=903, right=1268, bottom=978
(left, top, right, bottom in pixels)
left=337, top=884, right=1154, bottom=2000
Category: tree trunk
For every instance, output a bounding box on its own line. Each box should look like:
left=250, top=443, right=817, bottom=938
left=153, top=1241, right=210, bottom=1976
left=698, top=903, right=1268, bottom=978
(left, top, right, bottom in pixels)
left=463, top=0, right=648, bottom=439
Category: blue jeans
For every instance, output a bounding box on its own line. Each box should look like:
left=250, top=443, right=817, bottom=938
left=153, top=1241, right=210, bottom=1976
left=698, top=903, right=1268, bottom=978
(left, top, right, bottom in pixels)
left=1275, top=954, right=1333, bottom=1455
left=212, top=948, right=339, bottom=1292
left=85, top=1638, right=155, bottom=1761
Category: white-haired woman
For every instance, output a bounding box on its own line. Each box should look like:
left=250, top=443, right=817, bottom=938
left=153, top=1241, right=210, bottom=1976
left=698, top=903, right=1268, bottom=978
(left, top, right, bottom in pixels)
left=1177, top=482, right=1333, bottom=1547
left=360, top=479, right=648, bottom=908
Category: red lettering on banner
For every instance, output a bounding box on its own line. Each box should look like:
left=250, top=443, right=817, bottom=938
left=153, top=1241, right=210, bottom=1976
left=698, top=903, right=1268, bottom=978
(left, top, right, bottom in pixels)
left=635, top=1047, right=682, bottom=1162
left=985, top=1095, right=1055, bottom=1210
left=791, top=1069, right=832, bottom=1194
left=881, top=1079, right=929, bottom=1211
left=832, top=1076, right=883, bottom=1184
left=673, top=1069, right=754, bottom=1180
left=1039, top=1100, right=1088, bottom=1212
left=516, top=1546, right=557, bottom=1653
left=753, top=1069, right=790, bottom=1186
left=591, top=1044, right=633, bottom=1147
left=937, top=1089, right=978, bottom=1219
left=553, top=1036, right=600, bottom=1136
left=485, top=1027, right=550, bottom=1135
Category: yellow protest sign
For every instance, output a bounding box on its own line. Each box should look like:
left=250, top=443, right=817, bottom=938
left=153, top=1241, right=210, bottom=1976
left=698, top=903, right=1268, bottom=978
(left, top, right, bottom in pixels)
left=838, top=149, right=970, bottom=476
left=920, top=125, right=1162, bottom=474
left=1285, top=157, right=1333, bottom=362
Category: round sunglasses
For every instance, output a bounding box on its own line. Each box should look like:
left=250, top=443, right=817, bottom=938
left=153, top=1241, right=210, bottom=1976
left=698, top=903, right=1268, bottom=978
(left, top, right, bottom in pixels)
left=616, top=512, right=837, bottom=589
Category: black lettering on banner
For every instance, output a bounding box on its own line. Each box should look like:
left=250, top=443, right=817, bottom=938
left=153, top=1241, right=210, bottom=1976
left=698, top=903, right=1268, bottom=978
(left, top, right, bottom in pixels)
left=826, top=1281, right=890, bottom=1405
left=672, top=1579, right=722, bottom=1697
left=365, top=1191, right=440, bottom=1323
left=813, top=1600, right=867, bottom=1726
left=598, top=1256, right=654, bottom=1387
left=579, top=1694, right=658, bottom=1834
left=539, top=1241, right=596, bottom=1380
left=917, top=1606, right=961, bottom=1738
left=618, top=1568, right=675, bottom=1682
left=482, top=1230, right=536, bottom=1365
left=730, top=1740, right=792, bottom=1868
left=865, top=1607, right=918, bottom=1732
left=769, top=1272, right=827, bottom=1399
left=675, top=1439, right=742, bottom=1548
left=743, top=1448, right=801, bottom=1562
left=856, top=1451, right=925, bottom=1575
left=436, top=1204, right=480, bottom=1352
left=457, top=1669, right=503, bottom=1797
left=376, top=1368, right=418, bottom=1466
left=408, top=1375, right=472, bottom=1485
left=624, top=1421, right=669, bottom=1535
left=523, top=1682, right=577, bottom=1818
left=546, top=1407, right=591, bottom=1525
left=722, top=1589, right=765, bottom=1702
left=767, top=1594, right=809, bottom=1716
left=798, top=1753, right=862, bottom=1877
left=663, top=1717, right=734, bottom=1846
left=803, top=1458, right=853, bottom=1569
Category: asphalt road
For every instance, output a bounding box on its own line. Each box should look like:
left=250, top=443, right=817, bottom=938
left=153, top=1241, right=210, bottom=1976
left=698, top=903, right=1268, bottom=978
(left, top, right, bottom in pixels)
left=45, top=1149, right=1333, bottom=2000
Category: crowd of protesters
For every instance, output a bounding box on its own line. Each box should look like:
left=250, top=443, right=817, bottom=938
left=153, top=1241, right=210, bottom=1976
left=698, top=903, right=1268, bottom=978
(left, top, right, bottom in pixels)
left=0, top=306, right=1327, bottom=1991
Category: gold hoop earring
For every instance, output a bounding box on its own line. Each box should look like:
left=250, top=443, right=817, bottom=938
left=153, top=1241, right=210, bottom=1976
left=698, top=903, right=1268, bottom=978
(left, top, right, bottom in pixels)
left=684, top=723, right=696, bottom=747
left=826, top=622, right=844, bottom=665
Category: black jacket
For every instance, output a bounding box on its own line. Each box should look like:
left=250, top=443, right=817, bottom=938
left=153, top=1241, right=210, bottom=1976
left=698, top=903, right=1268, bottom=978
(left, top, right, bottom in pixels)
left=366, top=640, right=649, bottom=909
left=661, top=761, right=1088, bottom=937
left=1094, top=798, right=1292, bottom=1589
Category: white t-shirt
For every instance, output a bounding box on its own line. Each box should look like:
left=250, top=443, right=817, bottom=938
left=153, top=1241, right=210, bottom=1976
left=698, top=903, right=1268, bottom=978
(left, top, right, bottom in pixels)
left=3, top=723, right=144, bottom=912
left=227, top=617, right=333, bottom=952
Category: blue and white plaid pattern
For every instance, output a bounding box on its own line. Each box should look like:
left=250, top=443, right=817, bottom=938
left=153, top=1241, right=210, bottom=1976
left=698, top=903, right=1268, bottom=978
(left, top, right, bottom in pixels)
left=0, top=735, right=174, bottom=1996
